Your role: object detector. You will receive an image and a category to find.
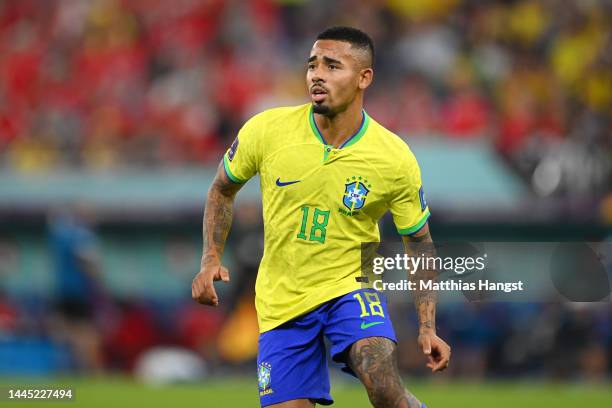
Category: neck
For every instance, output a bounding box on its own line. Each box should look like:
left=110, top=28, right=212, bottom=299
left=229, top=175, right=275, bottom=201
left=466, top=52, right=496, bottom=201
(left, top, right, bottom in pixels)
left=314, top=101, right=364, bottom=148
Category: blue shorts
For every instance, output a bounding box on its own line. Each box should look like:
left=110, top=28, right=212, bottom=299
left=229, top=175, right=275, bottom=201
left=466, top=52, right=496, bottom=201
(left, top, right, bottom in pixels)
left=257, top=288, right=397, bottom=407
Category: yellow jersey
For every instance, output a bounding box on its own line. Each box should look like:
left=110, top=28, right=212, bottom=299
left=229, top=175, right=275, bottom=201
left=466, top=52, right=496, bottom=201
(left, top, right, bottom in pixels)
left=223, top=103, right=430, bottom=332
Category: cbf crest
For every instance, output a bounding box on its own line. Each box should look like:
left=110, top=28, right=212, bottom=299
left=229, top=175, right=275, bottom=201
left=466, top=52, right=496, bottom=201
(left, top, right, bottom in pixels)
left=343, top=176, right=371, bottom=211
left=258, top=361, right=273, bottom=396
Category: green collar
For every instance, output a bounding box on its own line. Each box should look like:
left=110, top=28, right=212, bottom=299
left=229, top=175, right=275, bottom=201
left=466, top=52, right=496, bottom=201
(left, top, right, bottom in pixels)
left=309, top=106, right=370, bottom=149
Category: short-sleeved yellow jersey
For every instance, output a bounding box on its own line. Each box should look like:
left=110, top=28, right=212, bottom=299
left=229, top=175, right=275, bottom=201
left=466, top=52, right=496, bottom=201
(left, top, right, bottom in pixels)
left=223, top=104, right=430, bottom=332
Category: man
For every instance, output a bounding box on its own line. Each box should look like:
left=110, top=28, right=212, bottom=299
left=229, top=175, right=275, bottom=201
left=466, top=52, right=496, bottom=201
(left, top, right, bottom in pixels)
left=49, top=206, right=106, bottom=373
left=192, top=27, right=451, bottom=408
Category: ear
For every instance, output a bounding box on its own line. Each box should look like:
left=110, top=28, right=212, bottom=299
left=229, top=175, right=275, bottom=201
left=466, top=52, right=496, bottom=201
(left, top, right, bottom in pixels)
left=358, top=68, right=373, bottom=90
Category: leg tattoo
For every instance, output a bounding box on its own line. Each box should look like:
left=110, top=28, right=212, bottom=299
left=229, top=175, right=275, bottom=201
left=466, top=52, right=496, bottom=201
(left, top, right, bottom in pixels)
left=348, top=337, right=422, bottom=408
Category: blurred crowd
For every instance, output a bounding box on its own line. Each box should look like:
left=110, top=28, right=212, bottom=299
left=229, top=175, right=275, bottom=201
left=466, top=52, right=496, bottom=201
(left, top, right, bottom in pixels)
left=0, top=0, right=609, bottom=187
left=2, top=288, right=611, bottom=381
left=0, top=209, right=611, bottom=380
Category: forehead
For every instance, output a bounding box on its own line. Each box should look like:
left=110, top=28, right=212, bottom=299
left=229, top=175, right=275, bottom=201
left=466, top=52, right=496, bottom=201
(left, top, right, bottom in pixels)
left=310, top=39, right=354, bottom=61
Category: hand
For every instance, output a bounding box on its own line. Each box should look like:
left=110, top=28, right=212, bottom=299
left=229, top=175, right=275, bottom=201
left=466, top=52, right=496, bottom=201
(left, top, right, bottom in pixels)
left=418, top=328, right=451, bottom=372
left=192, top=259, right=230, bottom=306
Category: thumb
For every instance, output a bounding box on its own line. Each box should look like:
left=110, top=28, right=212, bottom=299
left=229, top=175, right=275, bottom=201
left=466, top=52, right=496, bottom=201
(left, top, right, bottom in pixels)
left=219, top=266, right=230, bottom=282
left=421, top=335, right=432, bottom=355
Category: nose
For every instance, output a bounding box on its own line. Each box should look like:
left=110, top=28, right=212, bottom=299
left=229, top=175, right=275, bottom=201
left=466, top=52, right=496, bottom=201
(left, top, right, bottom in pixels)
left=310, top=66, right=325, bottom=84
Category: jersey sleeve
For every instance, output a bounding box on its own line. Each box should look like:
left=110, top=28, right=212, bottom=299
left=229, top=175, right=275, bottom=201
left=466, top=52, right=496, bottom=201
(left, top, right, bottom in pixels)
left=222, top=115, right=263, bottom=183
left=388, top=148, right=430, bottom=235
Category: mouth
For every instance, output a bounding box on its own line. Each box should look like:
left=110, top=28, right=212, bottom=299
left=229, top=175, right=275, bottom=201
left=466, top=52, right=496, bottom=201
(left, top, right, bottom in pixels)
left=310, top=85, right=328, bottom=103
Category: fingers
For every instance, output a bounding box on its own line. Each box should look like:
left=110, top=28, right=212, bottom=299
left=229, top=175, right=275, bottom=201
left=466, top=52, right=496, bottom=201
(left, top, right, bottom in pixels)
left=431, top=354, right=450, bottom=372
left=425, top=354, right=436, bottom=370
left=430, top=342, right=451, bottom=373
left=191, top=274, right=218, bottom=306
left=203, top=276, right=219, bottom=306
left=421, top=335, right=432, bottom=356
left=420, top=335, right=451, bottom=373
left=217, top=266, right=230, bottom=282
left=420, top=334, right=437, bottom=370
left=192, top=265, right=230, bottom=306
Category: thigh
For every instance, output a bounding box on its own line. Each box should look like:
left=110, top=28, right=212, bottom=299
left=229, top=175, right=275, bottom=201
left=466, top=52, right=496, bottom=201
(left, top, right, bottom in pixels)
left=258, top=310, right=333, bottom=407
left=324, top=288, right=397, bottom=376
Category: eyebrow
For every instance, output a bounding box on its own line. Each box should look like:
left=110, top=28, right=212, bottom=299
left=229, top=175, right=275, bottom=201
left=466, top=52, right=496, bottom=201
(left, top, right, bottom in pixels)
left=308, top=55, right=343, bottom=65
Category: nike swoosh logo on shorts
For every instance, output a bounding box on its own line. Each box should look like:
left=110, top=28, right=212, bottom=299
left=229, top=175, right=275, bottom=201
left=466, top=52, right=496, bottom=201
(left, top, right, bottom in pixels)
left=360, top=321, right=385, bottom=329
left=276, top=178, right=301, bottom=187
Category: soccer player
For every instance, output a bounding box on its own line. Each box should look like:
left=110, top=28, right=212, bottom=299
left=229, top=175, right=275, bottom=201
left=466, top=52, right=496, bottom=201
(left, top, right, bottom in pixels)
left=192, top=27, right=451, bottom=408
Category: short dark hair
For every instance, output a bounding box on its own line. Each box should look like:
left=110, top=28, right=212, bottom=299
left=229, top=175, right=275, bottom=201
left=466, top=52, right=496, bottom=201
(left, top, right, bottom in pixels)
left=316, top=26, right=375, bottom=67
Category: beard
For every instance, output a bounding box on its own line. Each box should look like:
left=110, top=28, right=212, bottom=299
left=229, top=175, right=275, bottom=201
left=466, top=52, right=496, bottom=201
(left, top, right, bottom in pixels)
left=312, top=102, right=332, bottom=115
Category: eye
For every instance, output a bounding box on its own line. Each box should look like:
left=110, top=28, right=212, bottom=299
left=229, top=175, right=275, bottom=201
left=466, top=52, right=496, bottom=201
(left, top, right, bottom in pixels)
left=308, top=64, right=315, bottom=70
left=329, top=64, right=338, bottom=70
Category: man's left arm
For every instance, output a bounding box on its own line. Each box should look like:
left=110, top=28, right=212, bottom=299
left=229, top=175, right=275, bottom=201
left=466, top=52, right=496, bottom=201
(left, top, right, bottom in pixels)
left=402, top=222, right=451, bottom=372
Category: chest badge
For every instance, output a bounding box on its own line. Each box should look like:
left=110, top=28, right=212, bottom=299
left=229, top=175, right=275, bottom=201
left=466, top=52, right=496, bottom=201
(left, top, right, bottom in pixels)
left=343, top=176, right=371, bottom=211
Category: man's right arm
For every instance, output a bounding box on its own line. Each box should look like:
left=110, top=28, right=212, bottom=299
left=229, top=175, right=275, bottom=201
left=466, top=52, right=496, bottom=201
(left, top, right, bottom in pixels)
left=192, top=160, right=243, bottom=306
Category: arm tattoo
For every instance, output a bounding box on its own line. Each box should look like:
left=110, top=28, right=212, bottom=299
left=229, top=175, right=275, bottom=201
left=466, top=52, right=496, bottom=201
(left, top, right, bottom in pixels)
left=402, top=229, right=437, bottom=333
left=202, top=163, right=241, bottom=267
left=349, top=337, right=422, bottom=408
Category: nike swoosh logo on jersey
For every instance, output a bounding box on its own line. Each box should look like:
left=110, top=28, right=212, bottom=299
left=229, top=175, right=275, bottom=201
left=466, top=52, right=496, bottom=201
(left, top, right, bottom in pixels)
left=276, top=178, right=301, bottom=187
left=360, top=321, right=385, bottom=330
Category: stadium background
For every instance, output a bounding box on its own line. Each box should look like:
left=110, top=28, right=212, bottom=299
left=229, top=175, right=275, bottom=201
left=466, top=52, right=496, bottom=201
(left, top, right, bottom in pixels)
left=0, top=0, right=610, bottom=406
